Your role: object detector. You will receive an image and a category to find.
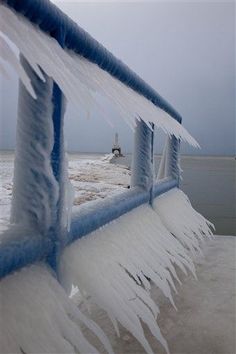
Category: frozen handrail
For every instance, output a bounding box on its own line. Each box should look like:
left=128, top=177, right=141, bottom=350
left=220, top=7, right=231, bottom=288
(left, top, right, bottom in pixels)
left=0, top=0, right=182, bottom=280
left=1, top=0, right=182, bottom=123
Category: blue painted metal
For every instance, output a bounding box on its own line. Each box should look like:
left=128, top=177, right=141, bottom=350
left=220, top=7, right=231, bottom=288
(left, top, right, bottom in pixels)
left=153, top=178, right=178, bottom=198
left=0, top=178, right=178, bottom=279
left=1, top=0, right=182, bottom=124
left=47, top=82, right=66, bottom=273
left=149, top=123, right=155, bottom=205
left=10, top=55, right=58, bottom=233
left=69, top=179, right=177, bottom=245
left=48, top=28, right=66, bottom=273
left=0, top=1, right=182, bottom=280
left=68, top=187, right=150, bottom=245
left=170, top=136, right=181, bottom=186
left=131, top=119, right=154, bottom=191
left=0, top=227, right=53, bottom=279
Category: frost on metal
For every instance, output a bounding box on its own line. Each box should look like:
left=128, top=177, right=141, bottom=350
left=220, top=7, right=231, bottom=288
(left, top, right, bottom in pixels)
left=59, top=197, right=211, bottom=354
left=157, top=137, right=182, bottom=181
left=153, top=188, right=214, bottom=255
left=157, top=137, right=172, bottom=181
left=131, top=119, right=153, bottom=190
left=0, top=4, right=199, bottom=147
left=10, top=55, right=59, bottom=234
left=0, top=264, right=114, bottom=354
left=0, top=34, right=36, bottom=98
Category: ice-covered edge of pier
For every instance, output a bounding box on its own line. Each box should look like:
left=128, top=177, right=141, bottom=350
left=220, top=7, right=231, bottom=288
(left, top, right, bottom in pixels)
left=60, top=188, right=214, bottom=354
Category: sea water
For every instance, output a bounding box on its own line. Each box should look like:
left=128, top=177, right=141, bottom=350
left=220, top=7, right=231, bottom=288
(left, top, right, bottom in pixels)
left=113, top=154, right=236, bottom=236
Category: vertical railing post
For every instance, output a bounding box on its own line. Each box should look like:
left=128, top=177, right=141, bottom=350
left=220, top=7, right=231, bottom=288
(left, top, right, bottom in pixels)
left=47, top=28, right=67, bottom=273
left=170, top=136, right=181, bottom=187
left=11, top=27, right=67, bottom=276
left=131, top=119, right=154, bottom=204
left=149, top=123, right=155, bottom=205
left=11, top=55, right=59, bottom=237
left=156, top=135, right=181, bottom=186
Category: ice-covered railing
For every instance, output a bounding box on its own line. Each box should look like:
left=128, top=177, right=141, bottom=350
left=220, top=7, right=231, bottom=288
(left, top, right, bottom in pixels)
left=0, top=2, right=215, bottom=353
left=0, top=0, right=196, bottom=279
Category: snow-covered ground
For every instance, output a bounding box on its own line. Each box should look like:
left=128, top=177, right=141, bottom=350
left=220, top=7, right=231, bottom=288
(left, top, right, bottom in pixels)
left=0, top=152, right=131, bottom=232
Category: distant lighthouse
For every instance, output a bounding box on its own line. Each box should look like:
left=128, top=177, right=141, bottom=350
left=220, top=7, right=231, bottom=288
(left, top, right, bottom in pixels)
left=112, top=133, right=122, bottom=156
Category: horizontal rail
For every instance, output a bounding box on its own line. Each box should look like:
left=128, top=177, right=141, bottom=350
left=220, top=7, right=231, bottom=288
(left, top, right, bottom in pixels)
left=153, top=178, right=178, bottom=198
left=0, top=227, right=52, bottom=279
left=68, top=179, right=178, bottom=245
left=68, top=187, right=150, bottom=245
left=0, top=179, right=177, bottom=279
left=1, top=0, right=182, bottom=123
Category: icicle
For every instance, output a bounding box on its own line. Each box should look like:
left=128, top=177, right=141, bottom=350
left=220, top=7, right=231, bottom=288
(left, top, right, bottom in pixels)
left=0, top=34, right=36, bottom=98
left=153, top=188, right=214, bottom=256
left=0, top=264, right=114, bottom=354
left=60, top=204, right=203, bottom=354
left=0, top=4, right=199, bottom=147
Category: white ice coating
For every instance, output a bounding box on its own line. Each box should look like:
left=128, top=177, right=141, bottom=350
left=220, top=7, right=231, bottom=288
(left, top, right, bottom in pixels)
left=0, top=34, right=36, bottom=98
left=153, top=188, right=214, bottom=256
left=157, top=137, right=172, bottom=180
left=0, top=263, right=114, bottom=354
left=62, top=153, right=75, bottom=231
left=60, top=189, right=213, bottom=354
left=9, top=55, right=60, bottom=233
left=0, top=5, right=199, bottom=147
left=156, top=137, right=182, bottom=181
left=0, top=5, right=214, bottom=354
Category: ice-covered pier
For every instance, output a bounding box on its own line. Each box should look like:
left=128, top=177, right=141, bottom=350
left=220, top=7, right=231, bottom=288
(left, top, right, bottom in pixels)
left=0, top=1, right=233, bottom=353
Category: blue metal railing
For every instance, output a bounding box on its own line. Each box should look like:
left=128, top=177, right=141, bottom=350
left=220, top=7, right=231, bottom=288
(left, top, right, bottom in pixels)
left=0, top=0, right=181, bottom=280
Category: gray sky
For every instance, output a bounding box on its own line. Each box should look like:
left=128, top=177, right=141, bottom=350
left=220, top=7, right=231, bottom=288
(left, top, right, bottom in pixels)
left=0, top=1, right=235, bottom=155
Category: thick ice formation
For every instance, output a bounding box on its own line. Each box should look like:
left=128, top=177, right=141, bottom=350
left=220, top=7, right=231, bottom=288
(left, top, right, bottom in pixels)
left=60, top=189, right=213, bottom=354
left=153, top=188, right=214, bottom=255
left=156, top=136, right=182, bottom=182
left=0, top=4, right=214, bottom=354
left=0, top=4, right=199, bottom=147
left=10, top=55, right=59, bottom=233
left=0, top=263, right=114, bottom=354
left=0, top=34, right=36, bottom=98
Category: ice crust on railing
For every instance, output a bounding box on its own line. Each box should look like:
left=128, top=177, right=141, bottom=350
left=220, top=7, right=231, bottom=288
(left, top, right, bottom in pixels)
left=0, top=263, right=114, bottom=354
left=0, top=34, right=36, bottom=98
left=0, top=4, right=199, bottom=147
left=157, top=137, right=182, bottom=181
left=60, top=188, right=213, bottom=354
left=10, top=55, right=59, bottom=233
left=131, top=119, right=154, bottom=190
left=153, top=188, right=214, bottom=255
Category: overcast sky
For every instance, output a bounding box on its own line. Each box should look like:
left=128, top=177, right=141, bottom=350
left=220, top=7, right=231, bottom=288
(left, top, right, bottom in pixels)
left=0, top=1, right=235, bottom=155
